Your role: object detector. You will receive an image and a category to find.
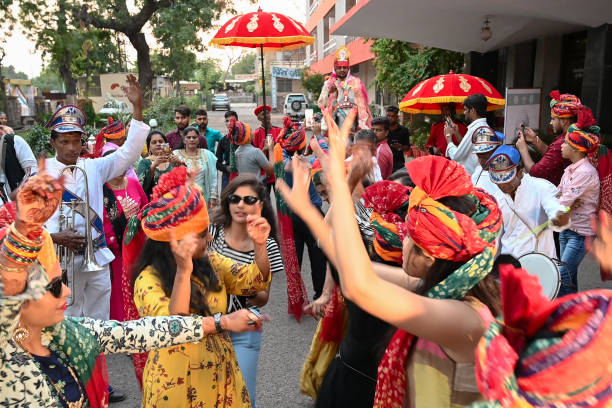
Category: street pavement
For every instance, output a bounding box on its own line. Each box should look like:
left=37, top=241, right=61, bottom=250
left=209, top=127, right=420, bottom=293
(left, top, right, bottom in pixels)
left=107, top=103, right=611, bottom=407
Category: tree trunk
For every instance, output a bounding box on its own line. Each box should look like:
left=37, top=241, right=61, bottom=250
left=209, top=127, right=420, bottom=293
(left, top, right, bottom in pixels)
left=127, top=32, right=153, bottom=104
left=57, top=0, right=77, bottom=98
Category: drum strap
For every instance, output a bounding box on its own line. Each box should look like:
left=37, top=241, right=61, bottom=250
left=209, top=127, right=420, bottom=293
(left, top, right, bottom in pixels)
left=506, top=199, right=541, bottom=252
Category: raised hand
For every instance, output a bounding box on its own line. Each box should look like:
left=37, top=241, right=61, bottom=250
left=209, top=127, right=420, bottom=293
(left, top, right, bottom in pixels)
left=276, top=156, right=313, bottom=216
left=15, top=156, right=63, bottom=236
left=246, top=213, right=270, bottom=246
left=121, top=74, right=143, bottom=121
left=321, top=105, right=356, bottom=185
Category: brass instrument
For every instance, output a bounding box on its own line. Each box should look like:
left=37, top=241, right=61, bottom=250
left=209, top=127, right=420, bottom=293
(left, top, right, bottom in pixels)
left=56, top=165, right=104, bottom=305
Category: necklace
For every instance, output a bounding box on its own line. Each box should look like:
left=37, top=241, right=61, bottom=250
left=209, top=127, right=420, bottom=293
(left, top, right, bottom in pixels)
left=182, top=149, right=200, bottom=158
left=108, top=177, right=127, bottom=190
left=14, top=337, right=85, bottom=408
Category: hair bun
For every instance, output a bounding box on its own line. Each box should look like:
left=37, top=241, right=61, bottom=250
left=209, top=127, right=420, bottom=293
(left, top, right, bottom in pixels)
left=151, top=167, right=188, bottom=200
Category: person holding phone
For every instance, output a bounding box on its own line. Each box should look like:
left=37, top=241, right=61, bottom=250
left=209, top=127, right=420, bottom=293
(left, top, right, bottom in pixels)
left=136, top=130, right=183, bottom=198
left=425, top=103, right=468, bottom=157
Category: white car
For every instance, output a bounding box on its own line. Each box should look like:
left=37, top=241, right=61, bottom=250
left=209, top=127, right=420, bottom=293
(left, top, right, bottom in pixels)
left=99, top=100, right=130, bottom=115
left=284, top=94, right=307, bottom=120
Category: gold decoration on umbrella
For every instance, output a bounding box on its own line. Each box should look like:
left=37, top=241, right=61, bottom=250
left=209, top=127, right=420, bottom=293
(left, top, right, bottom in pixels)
left=433, top=77, right=445, bottom=93
left=271, top=14, right=284, bottom=32
left=459, top=76, right=471, bottom=92
left=412, top=81, right=425, bottom=96
left=225, top=16, right=239, bottom=33
left=247, top=14, right=259, bottom=32
left=476, top=77, right=492, bottom=93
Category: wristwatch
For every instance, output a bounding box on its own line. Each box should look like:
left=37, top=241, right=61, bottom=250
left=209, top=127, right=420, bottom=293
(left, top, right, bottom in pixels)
left=213, top=312, right=224, bottom=333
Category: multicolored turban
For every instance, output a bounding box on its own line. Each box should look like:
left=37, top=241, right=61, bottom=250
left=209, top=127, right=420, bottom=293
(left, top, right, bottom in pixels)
left=228, top=119, right=252, bottom=146
left=565, top=107, right=601, bottom=154
left=311, top=159, right=325, bottom=186
left=278, top=116, right=306, bottom=152
left=549, top=90, right=582, bottom=118
left=473, top=265, right=612, bottom=408
left=363, top=181, right=411, bottom=265
left=374, top=156, right=503, bottom=408
left=91, top=117, right=126, bottom=157
left=125, top=167, right=209, bottom=243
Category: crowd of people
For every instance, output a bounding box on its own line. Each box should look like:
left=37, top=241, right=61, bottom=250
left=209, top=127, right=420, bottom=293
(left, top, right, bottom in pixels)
left=0, top=46, right=611, bottom=408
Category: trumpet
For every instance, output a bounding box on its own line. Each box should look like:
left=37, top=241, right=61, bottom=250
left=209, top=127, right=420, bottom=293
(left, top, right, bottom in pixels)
left=56, top=165, right=104, bottom=305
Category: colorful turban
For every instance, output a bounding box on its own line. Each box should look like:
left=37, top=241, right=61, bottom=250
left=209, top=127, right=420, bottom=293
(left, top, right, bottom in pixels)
left=374, top=156, right=503, bottom=408
left=278, top=116, right=306, bottom=152
left=254, top=105, right=271, bottom=116
left=363, top=181, right=411, bottom=265
left=549, top=90, right=582, bottom=118
left=405, top=156, right=494, bottom=262
left=91, top=117, right=126, bottom=157
left=334, top=46, right=350, bottom=67
left=228, top=120, right=252, bottom=146
left=128, top=167, right=209, bottom=242
left=474, top=265, right=612, bottom=408
left=311, top=159, right=325, bottom=186
left=565, top=107, right=601, bottom=154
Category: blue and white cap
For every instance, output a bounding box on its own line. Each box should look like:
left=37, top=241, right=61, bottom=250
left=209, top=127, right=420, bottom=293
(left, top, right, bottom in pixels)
left=487, top=145, right=521, bottom=184
left=45, top=105, right=86, bottom=134
left=472, top=126, right=504, bottom=154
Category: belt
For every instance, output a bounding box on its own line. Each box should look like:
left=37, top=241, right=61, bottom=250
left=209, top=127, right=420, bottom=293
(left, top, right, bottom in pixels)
left=336, top=351, right=377, bottom=383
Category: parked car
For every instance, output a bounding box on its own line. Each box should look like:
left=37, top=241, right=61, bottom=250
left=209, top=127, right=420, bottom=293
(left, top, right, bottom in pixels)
left=99, top=99, right=130, bottom=115
left=284, top=94, right=307, bottom=120
left=211, top=94, right=231, bottom=111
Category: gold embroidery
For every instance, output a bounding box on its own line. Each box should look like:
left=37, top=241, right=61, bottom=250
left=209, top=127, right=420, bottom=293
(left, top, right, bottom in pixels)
left=247, top=14, right=259, bottom=32
left=271, top=14, right=284, bottom=32
left=459, top=76, right=471, bottom=92
left=224, top=16, right=240, bottom=33
left=476, top=78, right=492, bottom=93
left=287, top=16, right=304, bottom=33
left=433, top=77, right=445, bottom=93
left=412, top=81, right=425, bottom=96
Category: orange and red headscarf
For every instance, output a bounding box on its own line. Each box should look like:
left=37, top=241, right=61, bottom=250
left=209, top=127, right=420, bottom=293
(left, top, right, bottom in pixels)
left=90, top=117, right=126, bottom=158
left=228, top=119, right=252, bottom=146
left=549, top=90, right=582, bottom=118
left=278, top=116, right=306, bottom=152
left=565, top=107, right=601, bottom=154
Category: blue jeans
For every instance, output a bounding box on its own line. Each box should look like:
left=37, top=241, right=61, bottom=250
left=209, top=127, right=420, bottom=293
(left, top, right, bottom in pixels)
left=221, top=171, right=230, bottom=192
left=558, top=229, right=586, bottom=297
left=230, top=330, right=262, bottom=408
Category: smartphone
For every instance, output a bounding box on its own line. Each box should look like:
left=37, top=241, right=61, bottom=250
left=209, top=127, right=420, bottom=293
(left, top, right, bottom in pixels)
left=247, top=307, right=263, bottom=325
left=520, top=124, right=526, bottom=136
left=445, top=116, right=453, bottom=127
left=160, top=143, right=171, bottom=154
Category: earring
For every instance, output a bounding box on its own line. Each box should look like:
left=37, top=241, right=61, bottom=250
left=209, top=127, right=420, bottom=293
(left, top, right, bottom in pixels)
left=13, top=324, right=30, bottom=344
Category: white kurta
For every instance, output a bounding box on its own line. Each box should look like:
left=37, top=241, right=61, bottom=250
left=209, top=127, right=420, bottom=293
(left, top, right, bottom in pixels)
left=446, top=117, right=486, bottom=175
left=497, top=174, right=568, bottom=259
left=45, top=119, right=150, bottom=267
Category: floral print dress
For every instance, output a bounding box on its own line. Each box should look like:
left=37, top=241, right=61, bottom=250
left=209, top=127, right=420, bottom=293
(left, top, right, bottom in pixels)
left=134, top=252, right=271, bottom=408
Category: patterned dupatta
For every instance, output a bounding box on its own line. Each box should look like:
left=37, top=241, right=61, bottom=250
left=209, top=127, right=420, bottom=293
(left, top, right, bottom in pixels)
left=273, top=143, right=309, bottom=321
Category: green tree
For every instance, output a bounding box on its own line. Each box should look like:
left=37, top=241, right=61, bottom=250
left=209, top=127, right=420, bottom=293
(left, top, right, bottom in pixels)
left=300, top=68, right=325, bottom=101
left=77, top=0, right=226, bottom=99
left=194, top=60, right=224, bottom=92
left=370, top=39, right=464, bottom=98
left=31, top=66, right=63, bottom=90
left=231, top=53, right=257, bottom=76
left=2, top=65, right=28, bottom=79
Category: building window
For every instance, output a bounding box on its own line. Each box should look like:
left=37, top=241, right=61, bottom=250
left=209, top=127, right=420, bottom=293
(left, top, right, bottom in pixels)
left=351, top=64, right=360, bottom=74
left=277, top=78, right=293, bottom=93
left=346, top=0, right=357, bottom=12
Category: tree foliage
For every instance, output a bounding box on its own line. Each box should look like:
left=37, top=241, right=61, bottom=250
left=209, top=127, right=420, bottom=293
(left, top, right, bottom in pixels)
left=231, top=53, right=257, bottom=76
left=31, top=66, right=63, bottom=90
left=2, top=65, right=28, bottom=79
left=194, top=60, right=224, bottom=92
left=370, top=39, right=464, bottom=98
left=300, top=68, right=325, bottom=101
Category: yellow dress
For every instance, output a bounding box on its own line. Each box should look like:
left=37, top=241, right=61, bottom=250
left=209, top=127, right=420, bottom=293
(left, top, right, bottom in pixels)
left=134, top=252, right=271, bottom=408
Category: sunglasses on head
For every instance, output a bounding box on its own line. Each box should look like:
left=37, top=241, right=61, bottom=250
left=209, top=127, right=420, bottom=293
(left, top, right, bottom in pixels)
left=228, top=194, right=259, bottom=205
left=45, top=271, right=68, bottom=299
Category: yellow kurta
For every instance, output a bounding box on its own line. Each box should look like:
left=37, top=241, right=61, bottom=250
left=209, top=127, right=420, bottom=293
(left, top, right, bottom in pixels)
left=134, top=252, right=271, bottom=408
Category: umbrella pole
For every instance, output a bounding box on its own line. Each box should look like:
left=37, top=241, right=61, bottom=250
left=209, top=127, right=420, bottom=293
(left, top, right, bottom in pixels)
left=260, top=44, right=268, bottom=136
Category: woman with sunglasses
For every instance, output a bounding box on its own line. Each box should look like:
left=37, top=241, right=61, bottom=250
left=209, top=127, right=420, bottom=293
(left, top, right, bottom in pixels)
left=209, top=174, right=283, bottom=408
left=0, top=163, right=265, bottom=408
left=131, top=167, right=272, bottom=408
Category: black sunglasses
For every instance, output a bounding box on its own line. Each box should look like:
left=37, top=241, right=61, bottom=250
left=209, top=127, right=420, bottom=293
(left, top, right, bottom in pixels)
left=45, top=271, right=68, bottom=299
left=228, top=194, right=259, bottom=206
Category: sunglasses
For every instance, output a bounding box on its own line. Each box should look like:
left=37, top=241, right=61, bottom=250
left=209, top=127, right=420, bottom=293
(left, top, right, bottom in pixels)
left=45, top=271, right=68, bottom=299
left=228, top=194, right=259, bottom=206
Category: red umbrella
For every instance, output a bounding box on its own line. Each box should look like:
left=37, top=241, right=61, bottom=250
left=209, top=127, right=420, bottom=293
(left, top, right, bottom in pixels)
left=211, top=10, right=314, bottom=321
left=211, top=9, right=314, bottom=132
left=399, top=71, right=505, bottom=114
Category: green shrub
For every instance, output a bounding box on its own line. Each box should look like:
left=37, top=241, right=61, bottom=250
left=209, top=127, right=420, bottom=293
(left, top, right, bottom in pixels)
left=24, top=125, right=54, bottom=157
left=143, top=95, right=204, bottom=134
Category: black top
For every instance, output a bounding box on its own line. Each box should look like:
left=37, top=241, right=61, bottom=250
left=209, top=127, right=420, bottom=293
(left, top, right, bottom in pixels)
left=33, top=350, right=85, bottom=408
left=215, top=136, right=231, bottom=173
left=388, top=125, right=411, bottom=172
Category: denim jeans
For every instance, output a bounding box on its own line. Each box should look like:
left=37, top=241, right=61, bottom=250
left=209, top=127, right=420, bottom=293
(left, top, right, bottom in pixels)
left=558, top=229, right=586, bottom=297
left=230, top=330, right=262, bottom=408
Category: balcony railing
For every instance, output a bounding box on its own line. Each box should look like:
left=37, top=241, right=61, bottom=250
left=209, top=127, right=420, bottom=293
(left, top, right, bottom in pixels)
left=270, top=60, right=305, bottom=68
left=309, top=0, right=321, bottom=17
left=323, top=38, right=337, bottom=57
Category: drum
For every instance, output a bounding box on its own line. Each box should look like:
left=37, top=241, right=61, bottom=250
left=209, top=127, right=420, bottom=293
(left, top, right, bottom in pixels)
left=518, top=252, right=561, bottom=300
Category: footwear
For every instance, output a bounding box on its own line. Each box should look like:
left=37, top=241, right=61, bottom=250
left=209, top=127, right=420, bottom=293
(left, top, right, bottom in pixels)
left=109, top=387, right=127, bottom=403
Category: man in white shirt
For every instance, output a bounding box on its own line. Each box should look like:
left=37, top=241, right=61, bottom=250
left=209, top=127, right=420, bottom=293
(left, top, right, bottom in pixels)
left=0, top=125, right=38, bottom=203
left=446, top=93, right=489, bottom=174
left=45, top=75, right=149, bottom=321
left=487, top=145, right=570, bottom=259
left=471, top=127, right=504, bottom=190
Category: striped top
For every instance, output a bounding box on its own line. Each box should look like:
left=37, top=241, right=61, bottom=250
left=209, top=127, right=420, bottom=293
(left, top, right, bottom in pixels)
left=209, top=224, right=284, bottom=312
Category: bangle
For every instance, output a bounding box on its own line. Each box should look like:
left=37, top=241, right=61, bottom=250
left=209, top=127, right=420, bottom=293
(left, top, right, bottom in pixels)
left=0, top=224, right=43, bottom=267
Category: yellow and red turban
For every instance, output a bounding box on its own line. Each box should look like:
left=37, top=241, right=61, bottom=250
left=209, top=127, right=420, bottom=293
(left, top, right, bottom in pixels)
left=132, top=167, right=209, bottom=242
left=228, top=119, right=252, bottom=146
left=475, top=265, right=612, bottom=407
left=363, top=180, right=411, bottom=265
left=405, top=156, right=499, bottom=262
left=565, top=107, right=601, bottom=154
left=334, top=46, right=350, bottom=67
left=90, top=117, right=126, bottom=157
left=549, top=90, right=582, bottom=118
left=278, top=116, right=306, bottom=152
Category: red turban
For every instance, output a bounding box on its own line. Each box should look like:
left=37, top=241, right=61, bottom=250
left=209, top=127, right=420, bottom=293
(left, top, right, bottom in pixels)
left=549, top=90, right=582, bottom=118
left=278, top=116, right=306, bottom=152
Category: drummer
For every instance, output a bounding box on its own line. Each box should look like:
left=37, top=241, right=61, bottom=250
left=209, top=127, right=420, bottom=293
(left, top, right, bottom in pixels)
left=471, top=126, right=504, bottom=189
left=487, top=145, right=570, bottom=259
